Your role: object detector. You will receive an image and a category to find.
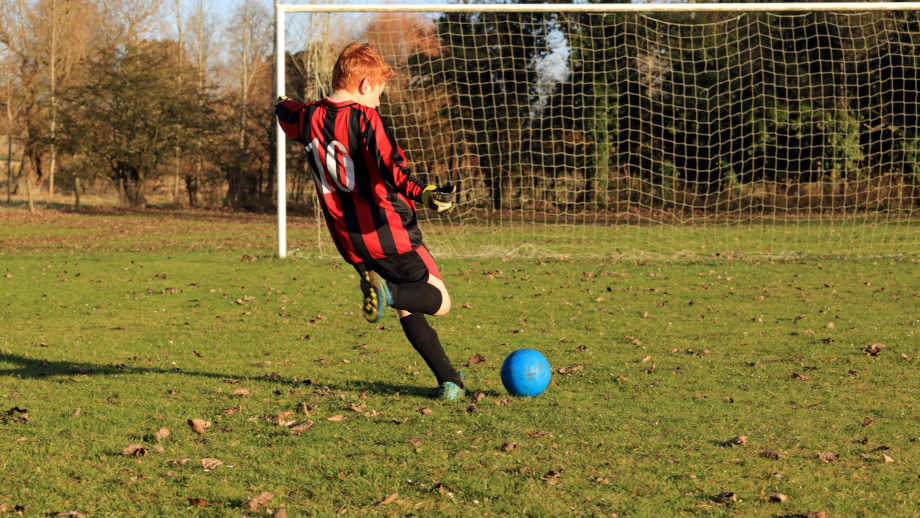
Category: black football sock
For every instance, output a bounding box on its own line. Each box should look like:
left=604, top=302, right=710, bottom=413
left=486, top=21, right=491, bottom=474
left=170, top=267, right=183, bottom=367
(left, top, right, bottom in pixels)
left=399, top=312, right=463, bottom=388
left=387, top=281, right=442, bottom=315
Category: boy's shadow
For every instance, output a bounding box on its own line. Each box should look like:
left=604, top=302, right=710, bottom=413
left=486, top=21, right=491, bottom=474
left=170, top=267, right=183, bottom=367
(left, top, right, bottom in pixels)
left=0, top=353, right=505, bottom=399
left=0, top=352, right=241, bottom=382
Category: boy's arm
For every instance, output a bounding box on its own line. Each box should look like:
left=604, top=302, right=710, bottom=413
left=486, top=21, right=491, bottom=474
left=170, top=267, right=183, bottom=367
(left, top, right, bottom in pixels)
left=275, top=96, right=307, bottom=143
left=364, top=110, right=455, bottom=214
left=364, top=110, right=427, bottom=200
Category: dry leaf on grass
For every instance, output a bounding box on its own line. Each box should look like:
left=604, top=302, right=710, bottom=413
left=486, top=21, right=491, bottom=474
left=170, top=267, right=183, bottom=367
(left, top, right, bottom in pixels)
left=558, top=365, right=583, bottom=375
left=233, top=388, right=251, bottom=397
left=187, top=419, right=211, bottom=434
left=540, top=469, right=563, bottom=485
left=468, top=354, right=487, bottom=364
left=712, top=491, right=737, bottom=503
left=726, top=435, right=747, bottom=447
left=863, top=343, right=887, bottom=356
left=55, top=511, right=86, bottom=518
left=500, top=442, right=517, bottom=452
left=817, top=451, right=838, bottom=463
left=418, top=408, right=433, bottom=416
left=862, top=417, right=876, bottom=427
left=472, top=390, right=486, bottom=403
left=289, top=420, right=314, bottom=435
left=769, top=493, right=788, bottom=502
left=200, top=458, right=223, bottom=470
left=375, top=492, right=398, bottom=506
left=327, top=415, right=344, bottom=422
left=759, top=450, right=781, bottom=459
left=246, top=491, right=274, bottom=512
left=272, top=509, right=287, bottom=518
left=155, top=427, right=170, bottom=441
left=122, top=444, right=148, bottom=457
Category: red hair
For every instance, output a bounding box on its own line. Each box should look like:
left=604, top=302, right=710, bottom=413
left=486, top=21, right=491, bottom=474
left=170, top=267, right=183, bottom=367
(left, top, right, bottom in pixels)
left=332, top=42, right=395, bottom=92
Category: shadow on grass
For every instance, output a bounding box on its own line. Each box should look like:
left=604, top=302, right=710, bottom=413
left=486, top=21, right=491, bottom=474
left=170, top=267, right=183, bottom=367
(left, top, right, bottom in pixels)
left=334, top=379, right=504, bottom=400
left=0, top=352, right=245, bottom=382
left=0, top=353, right=500, bottom=400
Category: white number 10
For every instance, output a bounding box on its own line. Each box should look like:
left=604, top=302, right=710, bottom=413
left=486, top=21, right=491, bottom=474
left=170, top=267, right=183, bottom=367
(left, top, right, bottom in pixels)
left=306, top=138, right=355, bottom=194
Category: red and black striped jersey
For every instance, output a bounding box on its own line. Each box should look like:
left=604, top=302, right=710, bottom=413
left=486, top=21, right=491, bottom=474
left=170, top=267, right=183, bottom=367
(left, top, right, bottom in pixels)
left=276, top=98, right=429, bottom=264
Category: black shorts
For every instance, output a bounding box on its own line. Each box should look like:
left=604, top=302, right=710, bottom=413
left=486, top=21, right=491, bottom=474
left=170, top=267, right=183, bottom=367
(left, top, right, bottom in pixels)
left=358, top=245, right=442, bottom=285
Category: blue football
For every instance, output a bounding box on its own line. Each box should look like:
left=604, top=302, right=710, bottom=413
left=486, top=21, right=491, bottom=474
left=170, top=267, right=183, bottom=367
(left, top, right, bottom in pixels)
left=500, top=348, right=551, bottom=397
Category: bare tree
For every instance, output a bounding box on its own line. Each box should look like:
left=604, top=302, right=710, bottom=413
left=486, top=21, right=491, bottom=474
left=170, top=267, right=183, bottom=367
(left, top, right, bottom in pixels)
left=224, top=0, right=272, bottom=209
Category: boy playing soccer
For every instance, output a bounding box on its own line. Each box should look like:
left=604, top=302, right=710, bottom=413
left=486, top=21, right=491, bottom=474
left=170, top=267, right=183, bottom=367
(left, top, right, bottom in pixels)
left=275, top=42, right=465, bottom=400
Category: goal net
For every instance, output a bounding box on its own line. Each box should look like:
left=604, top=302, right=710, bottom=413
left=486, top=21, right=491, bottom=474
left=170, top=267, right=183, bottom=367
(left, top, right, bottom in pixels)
left=276, top=3, right=920, bottom=259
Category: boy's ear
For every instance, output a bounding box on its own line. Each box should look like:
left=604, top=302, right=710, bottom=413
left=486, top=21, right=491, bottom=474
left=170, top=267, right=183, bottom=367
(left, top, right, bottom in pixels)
left=358, top=77, right=373, bottom=94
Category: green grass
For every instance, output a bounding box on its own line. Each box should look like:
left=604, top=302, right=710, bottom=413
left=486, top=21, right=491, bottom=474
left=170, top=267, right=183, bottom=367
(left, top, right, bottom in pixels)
left=1, top=210, right=919, bottom=517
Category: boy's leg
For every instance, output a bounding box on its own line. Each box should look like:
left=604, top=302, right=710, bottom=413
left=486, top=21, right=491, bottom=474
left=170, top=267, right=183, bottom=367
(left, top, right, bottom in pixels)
left=399, top=312, right=463, bottom=389
left=387, top=276, right=449, bottom=316
left=385, top=246, right=450, bottom=316
left=367, top=246, right=462, bottom=395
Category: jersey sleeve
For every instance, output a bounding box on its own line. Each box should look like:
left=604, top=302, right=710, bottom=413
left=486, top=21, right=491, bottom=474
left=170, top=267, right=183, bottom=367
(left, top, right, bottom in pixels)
left=362, top=108, right=428, bottom=201
left=275, top=98, right=308, bottom=144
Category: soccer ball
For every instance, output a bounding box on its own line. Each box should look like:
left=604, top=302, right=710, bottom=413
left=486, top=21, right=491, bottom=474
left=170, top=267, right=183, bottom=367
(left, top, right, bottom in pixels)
left=500, top=348, right=551, bottom=397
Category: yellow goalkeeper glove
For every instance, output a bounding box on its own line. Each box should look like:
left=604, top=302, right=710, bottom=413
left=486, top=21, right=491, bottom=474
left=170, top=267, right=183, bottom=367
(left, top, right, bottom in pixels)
left=421, top=184, right=456, bottom=215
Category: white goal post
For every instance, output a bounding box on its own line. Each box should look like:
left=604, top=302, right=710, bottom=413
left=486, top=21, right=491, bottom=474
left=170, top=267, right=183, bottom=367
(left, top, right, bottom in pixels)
left=275, top=2, right=920, bottom=259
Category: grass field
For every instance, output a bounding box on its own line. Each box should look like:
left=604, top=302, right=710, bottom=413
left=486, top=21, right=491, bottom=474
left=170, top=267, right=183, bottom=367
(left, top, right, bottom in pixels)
left=1, top=209, right=919, bottom=517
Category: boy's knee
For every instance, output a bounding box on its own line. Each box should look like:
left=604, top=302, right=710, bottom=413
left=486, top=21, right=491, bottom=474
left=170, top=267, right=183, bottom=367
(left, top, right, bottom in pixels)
left=434, top=292, right=451, bottom=316
left=429, top=276, right=451, bottom=316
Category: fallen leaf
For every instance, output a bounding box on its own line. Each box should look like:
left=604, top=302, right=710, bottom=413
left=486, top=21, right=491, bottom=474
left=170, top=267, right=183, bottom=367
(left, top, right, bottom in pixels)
left=759, top=450, right=781, bottom=459
left=272, top=509, right=288, bottom=518
left=232, top=388, right=251, bottom=397
left=187, top=498, right=212, bottom=507
left=246, top=491, right=274, bottom=512
left=467, top=354, right=486, bottom=364
left=327, top=415, right=344, bottom=422
left=806, top=512, right=828, bottom=518
left=558, top=365, right=583, bottom=375
left=349, top=403, right=367, bottom=413
left=712, top=491, right=737, bottom=503
left=501, top=442, right=517, bottom=452
left=289, top=420, right=314, bottom=435
left=472, top=390, right=486, bottom=403
left=862, top=417, right=876, bottom=427
left=407, top=438, right=422, bottom=446
left=863, top=343, right=887, bottom=356
left=200, top=458, right=223, bottom=470
left=540, top=469, right=563, bottom=485
left=883, top=454, right=895, bottom=463
left=155, top=427, right=170, bottom=441
left=418, top=408, right=433, bottom=416
left=817, top=451, right=838, bottom=463
left=55, top=511, right=86, bottom=518
left=376, top=492, right=398, bottom=506
left=769, top=493, right=788, bottom=502
left=726, top=436, right=747, bottom=447
left=122, top=444, right=148, bottom=457
left=187, top=419, right=211, bottom=434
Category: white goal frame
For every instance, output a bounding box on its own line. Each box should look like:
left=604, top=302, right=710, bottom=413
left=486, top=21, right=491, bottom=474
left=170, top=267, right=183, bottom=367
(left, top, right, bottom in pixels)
left=274, top=1, right=920, bottom=258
